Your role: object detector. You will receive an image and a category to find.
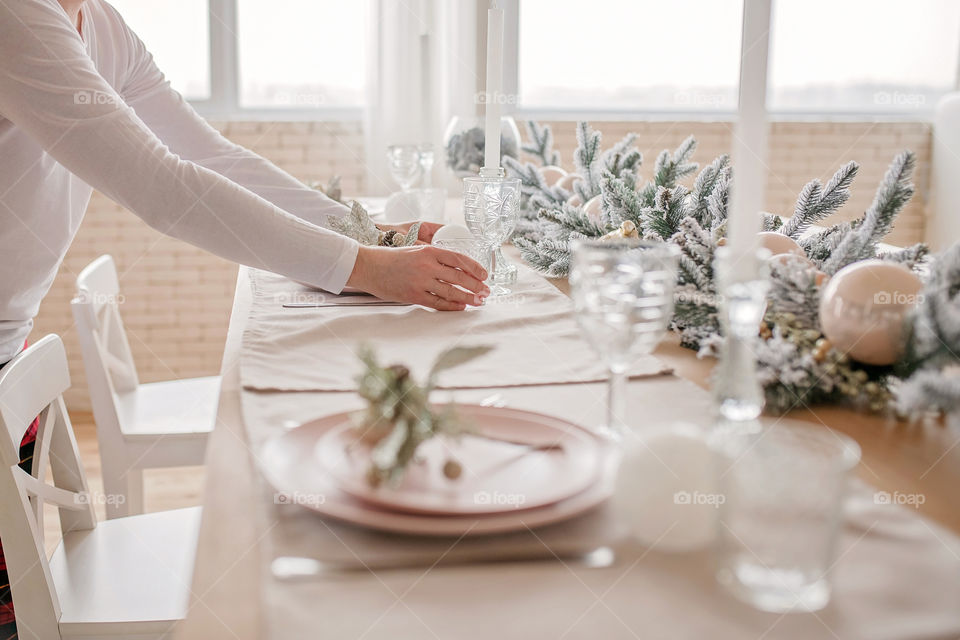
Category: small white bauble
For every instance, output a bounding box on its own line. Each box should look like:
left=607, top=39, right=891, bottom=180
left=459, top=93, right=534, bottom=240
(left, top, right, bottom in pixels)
left=556, top=173, right=582, bottom=192
left=539, top=165, right=567, bottom=187
left=757, top=231, right=805, bottom=257
left=818, top=259, right=923, bottom=365
left=583, top=195, right=603, bottom=222
left=612, top=423, right=720, bottom=553
left=431, top=224, right=473, bottom=244
left=567, top=194, right=582, bottom=208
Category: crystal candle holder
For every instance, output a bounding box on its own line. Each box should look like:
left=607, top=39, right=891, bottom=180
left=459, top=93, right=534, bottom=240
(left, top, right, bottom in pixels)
left=713, top=246, right=771, bottom=425
left=462, top=169, right=521, bottom=296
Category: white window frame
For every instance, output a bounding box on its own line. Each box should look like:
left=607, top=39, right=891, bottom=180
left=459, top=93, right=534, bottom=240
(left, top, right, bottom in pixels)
left=189, top=0, right=364, bottom=121
left=505, top=0, right=960, bottom=122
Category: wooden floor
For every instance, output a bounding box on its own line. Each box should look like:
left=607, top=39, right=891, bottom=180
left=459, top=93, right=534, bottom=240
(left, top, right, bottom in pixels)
left=41, top=411, right=206, bottom=554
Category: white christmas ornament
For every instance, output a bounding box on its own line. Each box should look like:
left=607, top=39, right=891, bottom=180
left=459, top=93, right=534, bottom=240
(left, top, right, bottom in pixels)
left=556, top=173, right=582, bottom=192
left=612, top=423, right=720, bottom=552
left=539, top=165, right=567, bottom=187
left=757, top=231, right=805, bottom=257
left=819, top=260, right=923, bottom=365
left=583, top=195, right=603, bottom=223
left=431, top=224, right=473, bottom=244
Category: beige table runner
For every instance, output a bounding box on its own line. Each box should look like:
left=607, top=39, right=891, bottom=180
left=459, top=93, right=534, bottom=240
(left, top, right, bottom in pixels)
left=239, top=267, right=670, bottom=392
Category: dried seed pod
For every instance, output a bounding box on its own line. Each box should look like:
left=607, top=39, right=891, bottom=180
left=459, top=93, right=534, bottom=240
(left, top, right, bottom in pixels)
left=443, top=459, right=462, bottom=480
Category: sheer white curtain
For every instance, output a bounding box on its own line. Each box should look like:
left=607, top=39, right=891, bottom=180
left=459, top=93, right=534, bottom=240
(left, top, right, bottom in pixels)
left=364, top=0, right=503, bottom=195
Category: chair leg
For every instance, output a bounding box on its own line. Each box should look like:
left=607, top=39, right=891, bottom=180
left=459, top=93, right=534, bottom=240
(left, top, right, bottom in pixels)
left=124, top=468, right=144, bottom=516
left=101, top=460, right=130, bottom=519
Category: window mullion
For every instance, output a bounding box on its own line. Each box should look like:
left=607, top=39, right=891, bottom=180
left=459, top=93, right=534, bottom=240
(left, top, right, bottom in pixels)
left=208, top=0, right=240, bottom=116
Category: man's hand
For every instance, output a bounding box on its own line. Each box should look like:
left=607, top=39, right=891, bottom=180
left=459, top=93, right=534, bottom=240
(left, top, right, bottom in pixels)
left=377, top=220, right=443, bottom=244
left=347, top=245, right=490, bottom=311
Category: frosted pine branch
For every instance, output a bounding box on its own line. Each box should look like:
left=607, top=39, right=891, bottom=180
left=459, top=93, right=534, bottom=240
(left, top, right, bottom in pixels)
left=690, top=154, right=730, bottom=226
left=654, top=135, right=698, bottom=188
left=822, top=152, right=915, bottom=274
left=520, top=121, right=561, bottom=167
left=782, top=161, right=858, bottom=239
left=573, top=121, right=603, bottom=201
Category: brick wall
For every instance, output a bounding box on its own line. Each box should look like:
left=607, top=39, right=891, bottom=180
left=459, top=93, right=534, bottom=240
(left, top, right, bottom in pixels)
left=32, top=119, right=930, bottom=409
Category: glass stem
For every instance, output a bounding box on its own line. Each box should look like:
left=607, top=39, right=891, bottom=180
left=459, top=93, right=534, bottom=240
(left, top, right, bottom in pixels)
left=489, top=247, right=498, bottom=284
left=607, top=366, right=627, bottom=438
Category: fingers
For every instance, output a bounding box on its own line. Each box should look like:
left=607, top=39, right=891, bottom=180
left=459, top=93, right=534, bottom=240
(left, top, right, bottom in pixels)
left=421, top=293, right=467, bottom=311
left=432, top=247, right=488, bottom=282
left=438, top=264, right=489, bottom=296
left=427, top=279, right=484, bottom=307
left=417, top=222, right=444, bottom=243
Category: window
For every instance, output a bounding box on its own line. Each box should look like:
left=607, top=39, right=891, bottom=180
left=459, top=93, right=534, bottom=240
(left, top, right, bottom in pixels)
left=237, top=0, right=367, bottom=109
left=768, top=0, right=960, bottom=113
left=517, top=0, right=960, bottom=116
left=518, top=0, right=743, bottom=113
left=109, top=0, right=211, bottom=101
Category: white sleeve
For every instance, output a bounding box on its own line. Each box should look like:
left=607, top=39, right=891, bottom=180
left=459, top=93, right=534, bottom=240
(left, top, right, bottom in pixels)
left=120, top=35, right=350, bottom=230
left=0, top=0, right=359, bottom=293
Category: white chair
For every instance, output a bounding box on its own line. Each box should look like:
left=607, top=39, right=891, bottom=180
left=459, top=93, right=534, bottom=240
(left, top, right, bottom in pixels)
left=0, top=335, right=200, bottom=639
left=71, top=255, right=219, bottom=519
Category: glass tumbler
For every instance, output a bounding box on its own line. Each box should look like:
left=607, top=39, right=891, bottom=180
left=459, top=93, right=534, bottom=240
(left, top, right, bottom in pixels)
left=715, top=420, right=861, bottom=613
left=462, top=175, right=521, bottom=296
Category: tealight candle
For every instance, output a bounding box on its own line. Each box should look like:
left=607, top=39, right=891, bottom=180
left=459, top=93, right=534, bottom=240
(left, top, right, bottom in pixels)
left=612, top=423, right=720, bottom=552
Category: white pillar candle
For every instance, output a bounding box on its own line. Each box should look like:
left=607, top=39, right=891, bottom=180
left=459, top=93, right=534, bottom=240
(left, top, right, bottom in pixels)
left=727, top=0, right=772, bottom=279
left=482, top=1, right=504, bottom=172
left=613, top=424, right=721, bottom=552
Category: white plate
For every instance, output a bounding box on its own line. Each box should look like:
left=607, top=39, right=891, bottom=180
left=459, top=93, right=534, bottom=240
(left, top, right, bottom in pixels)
left=258, top=407, right=618, bottom=537
left=315, top=405, right=603, bottom=516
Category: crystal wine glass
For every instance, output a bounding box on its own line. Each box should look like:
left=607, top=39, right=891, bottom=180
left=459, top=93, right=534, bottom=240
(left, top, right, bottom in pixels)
left=417, top=143, right=435, bottom=188
left=569, top=239, right=679, bottom=440
left=462, top=175, right=521, bottom=296
left=386, top=145, right=422, bottom=191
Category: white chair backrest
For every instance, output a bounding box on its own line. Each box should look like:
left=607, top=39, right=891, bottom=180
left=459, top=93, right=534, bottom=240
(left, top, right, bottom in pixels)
left=0, top=335, right=97, bottom=639
left=72, top=255, right=139, bottom=394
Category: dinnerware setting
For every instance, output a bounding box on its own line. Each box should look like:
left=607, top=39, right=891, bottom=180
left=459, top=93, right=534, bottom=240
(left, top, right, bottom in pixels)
left=260, top=404, right=619, bottom=538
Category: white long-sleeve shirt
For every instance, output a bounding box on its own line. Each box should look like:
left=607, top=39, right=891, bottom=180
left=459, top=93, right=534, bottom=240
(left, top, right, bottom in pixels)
left=0, top=0, right=361, bottom=361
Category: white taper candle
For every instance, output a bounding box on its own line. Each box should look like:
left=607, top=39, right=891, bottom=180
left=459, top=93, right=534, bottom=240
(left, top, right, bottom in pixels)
left=728, top=0, right=772, bottom=279
left=483, top=2, right=504, bottom=172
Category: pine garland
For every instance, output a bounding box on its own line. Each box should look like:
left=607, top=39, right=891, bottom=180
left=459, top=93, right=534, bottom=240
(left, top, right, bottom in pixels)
left=504, top=121, right=951, bottom=416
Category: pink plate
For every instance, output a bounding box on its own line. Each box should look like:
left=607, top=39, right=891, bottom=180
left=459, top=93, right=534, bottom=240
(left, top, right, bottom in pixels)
left=258, top=407, right=619, bottom=537
left=316, top=405, right=603, bottom=515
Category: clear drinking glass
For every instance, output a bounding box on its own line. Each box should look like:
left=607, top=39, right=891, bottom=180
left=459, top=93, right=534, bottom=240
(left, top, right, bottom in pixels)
left=417, top=143, right=435, bottom=188
left=386, top=144, right=422, bottom=191
left=462, top=174, right=521, bottom=296
left=715, top=420, right=861, bottom=613
left=432, top=238, right=492, bottom=282
left=569, top=239, right=679, bottom=440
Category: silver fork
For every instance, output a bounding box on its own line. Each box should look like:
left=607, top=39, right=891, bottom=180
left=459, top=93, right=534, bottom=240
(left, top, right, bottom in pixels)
left=271, top=546, right=616, bottom=581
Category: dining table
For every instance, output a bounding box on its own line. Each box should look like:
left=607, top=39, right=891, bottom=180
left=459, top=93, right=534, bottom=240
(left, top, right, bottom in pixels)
left=175, top=204, right=960, bottom=640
